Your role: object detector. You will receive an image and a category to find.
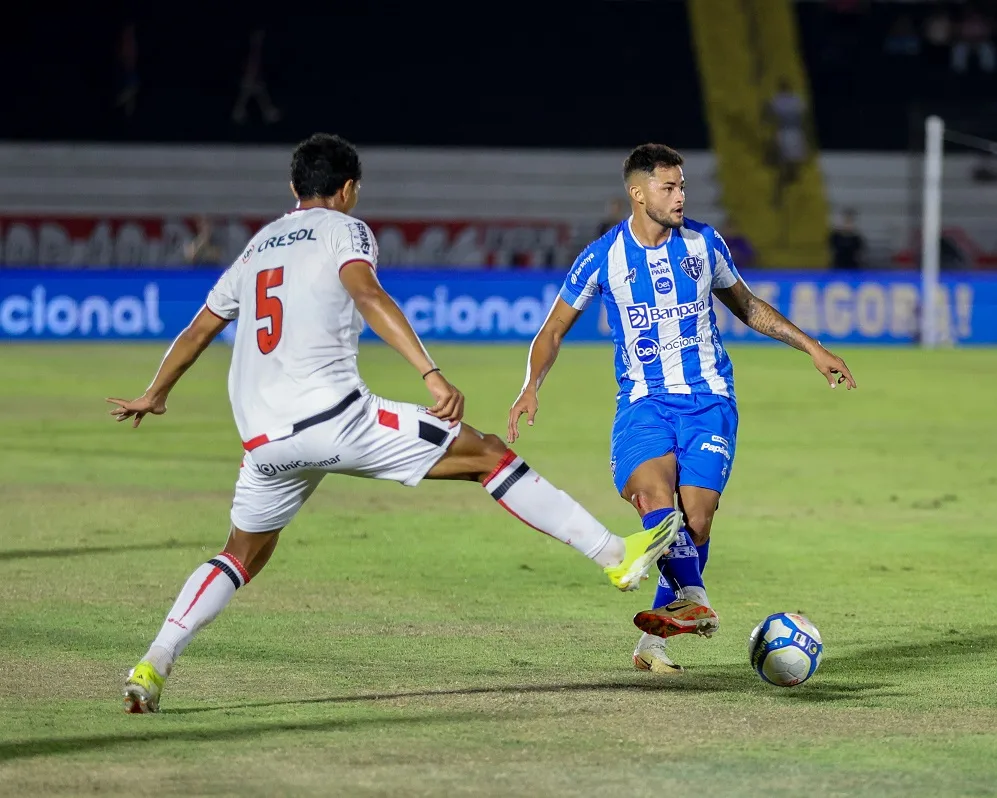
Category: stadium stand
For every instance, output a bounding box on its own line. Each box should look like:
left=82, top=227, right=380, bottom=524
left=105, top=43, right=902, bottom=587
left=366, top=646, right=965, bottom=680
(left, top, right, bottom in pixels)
left=2, top=2, right=995, bottom=269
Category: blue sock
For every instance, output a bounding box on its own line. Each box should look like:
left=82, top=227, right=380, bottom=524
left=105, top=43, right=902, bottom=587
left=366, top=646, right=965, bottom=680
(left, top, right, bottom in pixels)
left=641, top=507, right=674, bottom=532
left=642, top=508, right=678, bottom=609
left=659, top=527, right=704, bottom=591
left=652, top=571, right=677, bottom=609
left=696, top=539, right=710, bottom=575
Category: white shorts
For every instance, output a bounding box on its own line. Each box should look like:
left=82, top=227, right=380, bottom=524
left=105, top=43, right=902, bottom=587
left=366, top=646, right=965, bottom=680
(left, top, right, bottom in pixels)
left=231, top=391, right=460, bottom=533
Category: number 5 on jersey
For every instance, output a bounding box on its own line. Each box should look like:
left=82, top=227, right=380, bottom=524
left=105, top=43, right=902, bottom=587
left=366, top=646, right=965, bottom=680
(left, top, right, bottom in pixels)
left=256, top=267, right=284, bottom=355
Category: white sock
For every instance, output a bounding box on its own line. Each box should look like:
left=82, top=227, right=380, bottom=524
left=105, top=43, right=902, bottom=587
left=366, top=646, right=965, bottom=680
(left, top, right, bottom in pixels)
left=143, top=552, right=250, bottom=675
left=483, top=452, right=625, bottom=567
left=677, top=585, right=711, bottom=607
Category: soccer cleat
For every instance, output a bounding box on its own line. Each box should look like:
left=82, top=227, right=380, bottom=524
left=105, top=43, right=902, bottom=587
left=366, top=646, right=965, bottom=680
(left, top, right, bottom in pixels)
left=604, top=510, right=683, bottom=591
left=633, top=633, right=684, bottom=675
left=123, top=661, right=166, bottom=714
left=633, top=598, right=720, bottom=639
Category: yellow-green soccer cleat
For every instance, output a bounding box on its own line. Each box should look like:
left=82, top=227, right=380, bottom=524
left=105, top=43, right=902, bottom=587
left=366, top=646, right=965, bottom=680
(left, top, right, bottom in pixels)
left=604, top=510, right=683, bottom=591
left=123, top=661, right=166, bottom=714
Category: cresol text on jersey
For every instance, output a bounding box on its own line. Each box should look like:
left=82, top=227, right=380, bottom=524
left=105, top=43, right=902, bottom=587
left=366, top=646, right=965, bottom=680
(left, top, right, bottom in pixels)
left=256, top=228, right=318, bottom=254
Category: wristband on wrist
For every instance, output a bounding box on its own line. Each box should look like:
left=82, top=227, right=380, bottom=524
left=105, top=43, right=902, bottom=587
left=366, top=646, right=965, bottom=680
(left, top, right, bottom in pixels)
left=422, top=367, right=441, bottom=379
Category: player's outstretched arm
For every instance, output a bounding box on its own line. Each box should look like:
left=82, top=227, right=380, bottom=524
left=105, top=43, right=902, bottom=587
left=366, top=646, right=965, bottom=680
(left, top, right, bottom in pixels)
left=714, top=279, right=857, bottom=390
left=508, top=298, right=582, bottom=443
left=106, top=307, right=229, bottom=427
left=340, top=261, right=464, bottom=424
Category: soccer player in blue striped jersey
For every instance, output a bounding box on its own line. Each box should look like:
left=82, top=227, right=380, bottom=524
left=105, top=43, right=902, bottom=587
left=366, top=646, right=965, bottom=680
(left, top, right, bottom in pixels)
left=508, top=144, right=856, bottom=674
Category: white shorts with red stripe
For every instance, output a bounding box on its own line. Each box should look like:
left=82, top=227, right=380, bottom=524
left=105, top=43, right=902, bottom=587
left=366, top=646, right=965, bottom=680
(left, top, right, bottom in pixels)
left=231, top=391, right=460, bottom=533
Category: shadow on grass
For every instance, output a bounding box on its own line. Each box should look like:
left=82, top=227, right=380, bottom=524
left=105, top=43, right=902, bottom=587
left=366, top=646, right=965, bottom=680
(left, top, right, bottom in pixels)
left=166, top=672, right=893, bottom=717
left=0, top=540, right=204, bottom=562
left=0, top=710, right=488, bottom=762
left=826, top=630, right=997, bottom=677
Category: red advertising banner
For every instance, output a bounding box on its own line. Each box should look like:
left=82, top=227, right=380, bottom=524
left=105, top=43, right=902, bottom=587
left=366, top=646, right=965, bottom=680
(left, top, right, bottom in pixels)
left=0, top=215, right=592, bottom=269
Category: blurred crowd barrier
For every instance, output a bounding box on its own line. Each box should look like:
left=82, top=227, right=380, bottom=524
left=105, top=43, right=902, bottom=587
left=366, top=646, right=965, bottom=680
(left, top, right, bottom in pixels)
left=1, top=144, right=995, bottom=271
left=2, top=269, right=994, bottom=345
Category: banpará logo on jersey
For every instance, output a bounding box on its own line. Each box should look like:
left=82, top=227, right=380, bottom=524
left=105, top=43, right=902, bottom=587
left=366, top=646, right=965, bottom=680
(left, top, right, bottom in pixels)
left=680, top=254, right=705, bottom=281
left=241, top=243, right=255, bottom=263
left=654, top=276, right=674, bottom=294
left=625, top=299, right=706, bottom=330
left=256, top=455, right=342, bottom=476
left=349, top=222, right=372, bottom=256
left=570, top=252, right=595, bottom=284
left=258, top=228, right=317, bottom=253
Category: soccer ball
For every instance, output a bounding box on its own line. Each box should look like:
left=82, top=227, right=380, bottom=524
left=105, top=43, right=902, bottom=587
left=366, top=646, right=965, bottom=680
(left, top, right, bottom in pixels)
left=748, top=613, right=823, bottom=687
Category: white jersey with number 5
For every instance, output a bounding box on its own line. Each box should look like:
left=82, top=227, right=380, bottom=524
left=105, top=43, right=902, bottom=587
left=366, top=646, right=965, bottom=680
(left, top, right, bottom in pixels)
left=205, top=207, right=378, bottom=445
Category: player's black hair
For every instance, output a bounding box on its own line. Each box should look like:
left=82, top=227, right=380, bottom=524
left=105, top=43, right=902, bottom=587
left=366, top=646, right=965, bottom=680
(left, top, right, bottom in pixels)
left=290, top=133, right=362, bottom=199
left=623, top=143, right=684, bottom=182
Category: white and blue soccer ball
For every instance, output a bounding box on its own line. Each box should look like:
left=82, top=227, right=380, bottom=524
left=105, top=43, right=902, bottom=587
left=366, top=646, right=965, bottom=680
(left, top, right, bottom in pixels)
left=748, top=613, right=823, bottom=687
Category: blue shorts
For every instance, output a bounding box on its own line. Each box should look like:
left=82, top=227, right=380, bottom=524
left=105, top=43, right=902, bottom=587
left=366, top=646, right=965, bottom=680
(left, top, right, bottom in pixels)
left=610, top=393, right=738, bottom=495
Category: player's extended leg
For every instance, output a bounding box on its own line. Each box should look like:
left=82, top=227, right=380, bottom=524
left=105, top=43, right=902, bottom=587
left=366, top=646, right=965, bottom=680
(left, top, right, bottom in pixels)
left=123, top=526, right=279, bottom=713
left=677, top=485, right=719, bottom=575
left=425, top=424, right=680, bottom=591
left=623, top=455, right=714, bottom=610
left=632, top=395, right=736, bottom=646
left=622, top=455, right=718, bottom=671
left=124, top=454, right=324, bottom=714
left=633, top=485, right=723, bottom=643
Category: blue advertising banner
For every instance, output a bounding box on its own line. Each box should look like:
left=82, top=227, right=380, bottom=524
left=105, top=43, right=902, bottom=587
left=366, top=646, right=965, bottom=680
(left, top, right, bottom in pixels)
left=1, top=269, right=995, bottom=344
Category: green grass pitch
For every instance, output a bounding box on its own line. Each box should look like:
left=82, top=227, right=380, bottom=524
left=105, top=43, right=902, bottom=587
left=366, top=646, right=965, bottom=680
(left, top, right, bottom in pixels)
left=1, top=342, right=996, bottom=797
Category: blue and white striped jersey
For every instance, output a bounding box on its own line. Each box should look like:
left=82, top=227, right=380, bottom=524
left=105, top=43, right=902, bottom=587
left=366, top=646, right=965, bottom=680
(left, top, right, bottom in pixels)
left=559, top=217, right=741, bottom=403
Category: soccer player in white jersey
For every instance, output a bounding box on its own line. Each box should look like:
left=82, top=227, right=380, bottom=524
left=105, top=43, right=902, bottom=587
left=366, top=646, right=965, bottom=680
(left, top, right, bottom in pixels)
left=108, top=134, right=681, bottom=713
left=508, top=144, right=856, bottom=673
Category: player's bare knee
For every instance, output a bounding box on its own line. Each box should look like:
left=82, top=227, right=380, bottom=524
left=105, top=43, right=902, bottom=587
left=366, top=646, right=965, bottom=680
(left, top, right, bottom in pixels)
left=224, top=527, right=280, bottom=578
left=628, top=488, right=674, bottom=516
left=684, top=512, right=715, bottom=545
left=481, top=433, right=508, bottom=457
left=476, top=433, right=511, bottom=481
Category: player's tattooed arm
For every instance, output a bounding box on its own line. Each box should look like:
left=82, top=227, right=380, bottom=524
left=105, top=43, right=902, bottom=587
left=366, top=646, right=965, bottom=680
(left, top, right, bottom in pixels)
left=715, top=280, right=813, bottom=352
left=714, top=280, right=857, bottom=389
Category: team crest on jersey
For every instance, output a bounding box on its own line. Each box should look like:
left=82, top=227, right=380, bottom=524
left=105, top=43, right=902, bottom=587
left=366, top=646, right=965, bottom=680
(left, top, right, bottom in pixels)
left=241, top=244, right=254, bottom=263
left=680, top=255, right=705, bottom=281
